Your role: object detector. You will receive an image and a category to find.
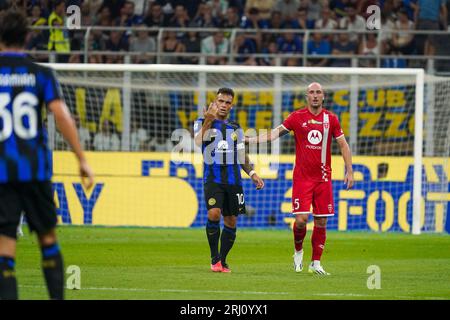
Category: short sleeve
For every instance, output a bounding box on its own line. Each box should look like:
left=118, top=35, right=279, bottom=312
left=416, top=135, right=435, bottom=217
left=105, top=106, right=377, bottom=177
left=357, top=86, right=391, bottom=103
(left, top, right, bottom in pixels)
left=332, top=114, right=345, bottom=139
left=282, top=112, right=295, bottom=131
left=43, top=68, right=63, bottom=104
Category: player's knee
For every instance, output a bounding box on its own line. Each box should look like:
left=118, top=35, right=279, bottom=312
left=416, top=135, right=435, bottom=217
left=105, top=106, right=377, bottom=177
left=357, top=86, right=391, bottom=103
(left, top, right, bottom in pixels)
left=314, top=217, right=327, bottom=228
left=38, top=229, right=58, bottom=247
left=223, top=216, right=237, bottom=228
left=207, top=208, right=221, bottom=222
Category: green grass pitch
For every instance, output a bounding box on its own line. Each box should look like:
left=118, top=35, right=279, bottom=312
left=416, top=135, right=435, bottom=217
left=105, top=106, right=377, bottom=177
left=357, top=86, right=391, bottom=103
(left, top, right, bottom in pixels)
left=15, top=226, right=450, bottom=300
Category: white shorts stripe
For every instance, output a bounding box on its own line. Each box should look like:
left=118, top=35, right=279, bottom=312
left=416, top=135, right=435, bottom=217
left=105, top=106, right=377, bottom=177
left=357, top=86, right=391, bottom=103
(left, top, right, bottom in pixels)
left=311, top=213, right=334, bottom=217
left=292, top=211, right=311, bottom=215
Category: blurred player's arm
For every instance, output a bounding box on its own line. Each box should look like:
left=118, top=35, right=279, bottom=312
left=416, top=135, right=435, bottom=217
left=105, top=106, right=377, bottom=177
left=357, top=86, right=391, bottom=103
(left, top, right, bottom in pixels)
left=194, top=102, right=218, bottom=147
left=48, top=99, right=94, bottom=189
left=336, top=136, right=354, bottom=190
left=245, top=125, right=290, bottom=144
left=238, top=143, right=264, bottom=190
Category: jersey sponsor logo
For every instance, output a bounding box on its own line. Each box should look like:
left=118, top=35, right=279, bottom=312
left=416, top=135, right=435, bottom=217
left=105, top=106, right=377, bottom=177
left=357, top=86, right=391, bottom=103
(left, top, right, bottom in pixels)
left=216, top=140, right=229, bottom=152
left=302, top=122, right=307, bottom=127
left=308, top=119, right=322, bottom=125
left=307, top=130, right=322, bottom=145
left=208, top=198, right=216, bottom=206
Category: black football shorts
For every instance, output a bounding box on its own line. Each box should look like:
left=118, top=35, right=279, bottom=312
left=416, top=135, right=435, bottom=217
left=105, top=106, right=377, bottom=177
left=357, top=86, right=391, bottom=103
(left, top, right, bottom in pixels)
left=204, top=182, right=246, bottom=216
left=0, top=181, right=57, bottom=239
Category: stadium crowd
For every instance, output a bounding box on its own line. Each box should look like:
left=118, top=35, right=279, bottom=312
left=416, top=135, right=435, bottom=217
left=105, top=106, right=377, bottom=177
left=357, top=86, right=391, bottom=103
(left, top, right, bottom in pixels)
left=0, top=0, right=449, bottom=68
left=0, top=0, right=448, bottom=153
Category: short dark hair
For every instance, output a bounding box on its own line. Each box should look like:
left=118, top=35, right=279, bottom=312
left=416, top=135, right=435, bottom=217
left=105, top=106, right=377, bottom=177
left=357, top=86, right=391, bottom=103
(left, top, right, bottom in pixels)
left=217, top=87, right=235, bottom=98
left=0, top=10, right=29, bottom=48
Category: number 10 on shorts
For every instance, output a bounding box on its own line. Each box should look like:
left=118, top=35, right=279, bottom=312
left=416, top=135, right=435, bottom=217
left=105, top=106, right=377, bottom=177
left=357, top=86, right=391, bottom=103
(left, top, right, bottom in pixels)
left=236, top=193, right=245, bottom=205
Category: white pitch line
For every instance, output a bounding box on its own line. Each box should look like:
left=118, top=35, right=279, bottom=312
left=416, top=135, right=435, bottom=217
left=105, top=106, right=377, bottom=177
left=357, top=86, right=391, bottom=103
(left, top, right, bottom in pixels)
left=18, top=285, right=448, bottom=300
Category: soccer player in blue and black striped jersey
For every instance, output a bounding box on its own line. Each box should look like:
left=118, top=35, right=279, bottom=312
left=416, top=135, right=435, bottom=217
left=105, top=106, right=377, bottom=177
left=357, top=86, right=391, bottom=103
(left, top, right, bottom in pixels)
left=194, top=87, right=264, bottom=273
left=0, top=10, right=94, bottom=300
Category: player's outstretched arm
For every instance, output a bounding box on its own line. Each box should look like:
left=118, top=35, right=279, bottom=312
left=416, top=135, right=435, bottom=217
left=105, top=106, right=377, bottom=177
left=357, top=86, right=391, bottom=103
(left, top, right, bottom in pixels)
left=245, top=125, right=289, bottom=144
left=49, top=99, right=94, bottom=189
left=336, top=136, right=354, bottom=190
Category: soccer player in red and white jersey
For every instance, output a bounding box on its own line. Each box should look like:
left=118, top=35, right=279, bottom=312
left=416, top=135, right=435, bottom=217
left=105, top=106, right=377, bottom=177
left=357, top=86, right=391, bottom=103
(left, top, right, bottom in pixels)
left=246, top=82, right=354, bottom=275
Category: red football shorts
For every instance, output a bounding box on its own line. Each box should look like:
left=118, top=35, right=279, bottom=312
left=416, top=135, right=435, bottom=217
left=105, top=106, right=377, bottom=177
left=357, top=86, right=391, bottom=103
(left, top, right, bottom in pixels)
left=291, top=179, right=335, bottom=217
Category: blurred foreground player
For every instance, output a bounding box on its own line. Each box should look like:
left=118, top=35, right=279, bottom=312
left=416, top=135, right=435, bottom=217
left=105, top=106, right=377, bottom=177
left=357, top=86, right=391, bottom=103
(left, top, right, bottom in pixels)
left=247, top=83, right=354, bottom=275
left=194, top=88, right=264, bottom=273
left=0, top=10, right=94, bottom=299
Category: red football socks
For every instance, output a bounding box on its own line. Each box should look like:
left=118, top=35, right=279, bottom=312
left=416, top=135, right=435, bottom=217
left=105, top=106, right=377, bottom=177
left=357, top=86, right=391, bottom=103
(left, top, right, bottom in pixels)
left=311, top=226, right=327, bottom=261
left=293, top=222, right=307, bottom=252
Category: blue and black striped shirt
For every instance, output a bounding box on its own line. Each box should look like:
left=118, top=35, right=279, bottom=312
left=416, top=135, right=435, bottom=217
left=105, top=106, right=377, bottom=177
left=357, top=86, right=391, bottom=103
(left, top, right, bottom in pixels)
left=194, top=118, right=245, bottom=186
left=0, top=52, right=62, bottom=183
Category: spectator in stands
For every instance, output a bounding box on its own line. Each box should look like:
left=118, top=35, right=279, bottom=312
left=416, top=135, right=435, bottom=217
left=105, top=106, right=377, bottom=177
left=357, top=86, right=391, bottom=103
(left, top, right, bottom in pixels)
left=240, top=7, right=270, bottom=29
left=103, top=30, right=129, bottom=63
left=379, top=11, right=395, bottom=53
left=169, top=4, right=190, bottom=28
left=102, top=0, right=126, bottom=19
left=161, top=30, right=184, bottom=64
left=258, top=40, right=280, bottom=66
left=116, top=0, right=143, bottom=27
left=391, top=8, right=415, bottom=55
left=129, top=24, right=156, bottom=64
left=266, top=10, right=284, bottom=43
left=415, top=0, right=448, bottom=56
left=181, top=30, right=201, bottom=64
left=305, top=0, right=324, bottom=24
left=130, top=120, right=148, bottom=151
left=48, top=0, right=71, bottom=63
left=274, top=0, right=301, bottom=22
left=330, top=31, right=357, bottom=67
left=192, top=1, right=219, bottom=29
left=245, top=0, right=275, bottom=20
left=86, top=0, right=104, bottom=22
left=233, top=34, right=258, bottom=65
left=339, top=4, right=367, bottom=43
left=220, top=6, right=241, bottom=28
left=143, top=2, right=168, bottom=28
left=315, top=6, right=338, bottom=30
left=277, top=31, right=303, bottom=54
left=26, top=5, right=48, bottom=62
left=358, top=33, right=380, bottom=67
left=284, top=7, right=314, bottom=29
left=86, top=30, right=103, bottom=63
left=93, top=120, right=121, bottom=151
left=307, top=32, right=331, bottom=66
left=208, top=0, right=229, bottom=21
left=201, top=31, right=230, bottom=65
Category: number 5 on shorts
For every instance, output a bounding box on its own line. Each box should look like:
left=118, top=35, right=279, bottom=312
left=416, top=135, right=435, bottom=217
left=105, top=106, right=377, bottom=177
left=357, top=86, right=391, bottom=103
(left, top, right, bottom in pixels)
left=294, top=198, right=300, bottom=210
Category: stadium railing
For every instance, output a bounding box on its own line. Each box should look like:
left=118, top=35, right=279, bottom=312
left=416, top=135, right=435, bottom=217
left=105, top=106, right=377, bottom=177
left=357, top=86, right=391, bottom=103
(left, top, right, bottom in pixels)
left=27, top=26, right=450, bottom=75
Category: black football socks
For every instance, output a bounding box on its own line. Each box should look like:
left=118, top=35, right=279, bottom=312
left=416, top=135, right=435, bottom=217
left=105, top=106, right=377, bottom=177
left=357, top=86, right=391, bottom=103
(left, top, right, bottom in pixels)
left=220, top=226, right=236, bottom=266
left=41, top=243, right=64, bottom=300
left=206, top=219, right=221, bottom=264
left=0, top=256, right=17, bottom=300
